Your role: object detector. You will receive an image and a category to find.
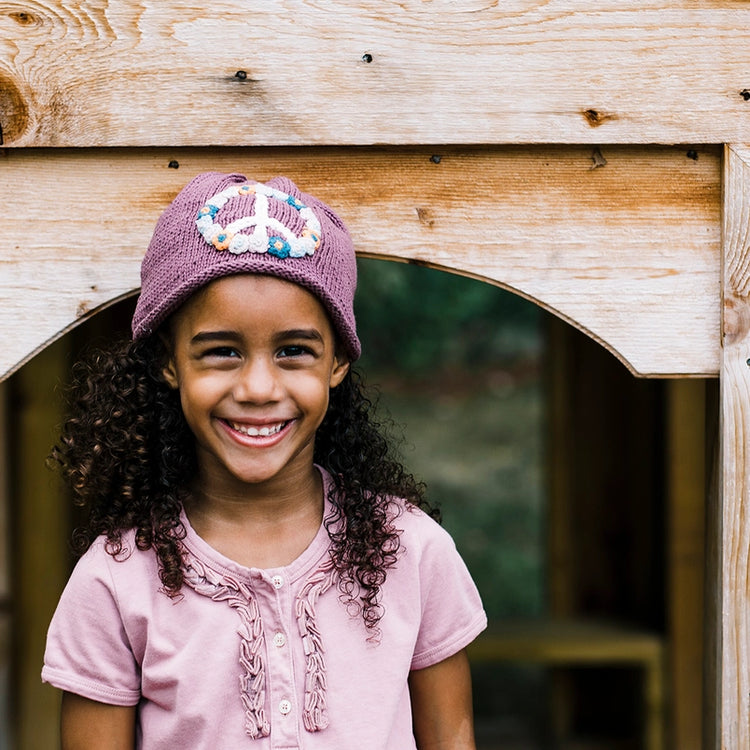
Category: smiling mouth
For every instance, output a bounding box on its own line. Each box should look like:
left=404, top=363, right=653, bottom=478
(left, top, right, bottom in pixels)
left=226, top=420, right=289, bottom=437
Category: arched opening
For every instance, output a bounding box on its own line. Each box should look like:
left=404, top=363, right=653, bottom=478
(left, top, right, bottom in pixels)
left=2, top=256, right=711, bottom=749
left=355, top=258, right=678, bottom=749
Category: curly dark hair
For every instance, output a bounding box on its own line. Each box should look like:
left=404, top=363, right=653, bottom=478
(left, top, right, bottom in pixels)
left=50, top=334, right=438, bottom=631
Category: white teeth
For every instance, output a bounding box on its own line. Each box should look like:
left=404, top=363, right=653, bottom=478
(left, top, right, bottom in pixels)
left=230, top=421, right=285, bottom=437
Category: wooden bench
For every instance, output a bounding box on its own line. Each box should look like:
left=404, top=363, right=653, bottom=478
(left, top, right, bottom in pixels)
left=467, top=619, right=665, bottom=750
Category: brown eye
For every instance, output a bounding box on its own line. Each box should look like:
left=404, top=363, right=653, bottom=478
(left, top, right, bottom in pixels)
left=204, top=347, right=240, bottom=358
left=278, top=345, right=311, bottom=358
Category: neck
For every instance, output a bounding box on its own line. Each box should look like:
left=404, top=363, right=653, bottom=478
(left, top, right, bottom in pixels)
left=189, top=462, right=322, bottom=518
left=182, top=465, right=325, bottom=568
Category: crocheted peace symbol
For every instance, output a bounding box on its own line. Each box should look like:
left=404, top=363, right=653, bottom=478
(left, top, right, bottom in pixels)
left=195, top=183, right=322, bottom=258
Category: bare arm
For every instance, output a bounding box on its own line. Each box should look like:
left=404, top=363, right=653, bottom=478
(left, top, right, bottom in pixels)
left=61, top=692, right=137, bottom=750
left=409, top=648, right=476, bottom=750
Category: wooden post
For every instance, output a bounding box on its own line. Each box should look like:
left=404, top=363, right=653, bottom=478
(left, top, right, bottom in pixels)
left=0, top=380, right=10, bottom=748
left=666, top=379, right=706, bottom=750
left=10, top=338, right=71, bottom=749
left=718, top=144, right=750, bottom=748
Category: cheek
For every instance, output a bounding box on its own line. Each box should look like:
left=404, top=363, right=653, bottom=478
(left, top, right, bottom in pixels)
left=293, top=374, right=331, bottom=415
left=176, top=377, right=220, bottom=419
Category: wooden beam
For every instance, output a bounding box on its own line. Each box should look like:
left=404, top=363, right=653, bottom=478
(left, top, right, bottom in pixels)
left=1, top=145, right=720, bottom=380
left=2, top=2, right=750, bottom=146
left=717, top=143, right=750, bottom=749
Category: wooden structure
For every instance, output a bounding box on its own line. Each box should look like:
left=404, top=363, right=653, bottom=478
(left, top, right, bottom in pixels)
left=1, top=1, right=748, bottom=747
left=468, top=620, right=665, bottom=750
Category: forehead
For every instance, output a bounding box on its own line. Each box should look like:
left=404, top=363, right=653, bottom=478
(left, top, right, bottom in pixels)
left=170, top=274, right=334, bottom=337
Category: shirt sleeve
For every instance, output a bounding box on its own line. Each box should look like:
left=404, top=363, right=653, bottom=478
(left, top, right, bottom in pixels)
left=405, top=509, right=487, bottom=670
left=42, top=541, right=142, bottom=706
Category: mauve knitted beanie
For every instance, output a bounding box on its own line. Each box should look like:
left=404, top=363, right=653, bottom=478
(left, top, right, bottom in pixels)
left=131, top=172, right=361, bottom=360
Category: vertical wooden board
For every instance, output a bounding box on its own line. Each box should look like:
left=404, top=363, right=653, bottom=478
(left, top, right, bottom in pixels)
left=546, top=316, right=576, bottom=616
left=666, top=379, right=705, bottom=750
left=0, top=382, right=9, bottom=601
left=10, top=339, right=71, bottom=750
left=0, top=383, right=9, bottom=750
left=704, top=378, right=721, bottom=750
left=719, top=144, right=750, bottom=749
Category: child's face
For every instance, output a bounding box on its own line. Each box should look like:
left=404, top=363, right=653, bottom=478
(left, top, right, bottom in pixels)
left=162, top=274, right=349, bottom=497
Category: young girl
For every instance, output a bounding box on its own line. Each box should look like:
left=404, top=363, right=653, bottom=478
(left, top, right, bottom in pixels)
left=42, top=172, right=486, bottom=749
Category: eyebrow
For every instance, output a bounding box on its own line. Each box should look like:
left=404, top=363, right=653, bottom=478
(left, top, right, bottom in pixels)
left=189, top=329, right=325, bottom=345
left=190, top=331, right=242, bottom=346
left=275, top=329, right=325, bottom=344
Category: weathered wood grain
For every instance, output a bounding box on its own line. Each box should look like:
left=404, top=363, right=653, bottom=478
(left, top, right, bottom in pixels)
left=1, top=1, right=750, bottom=146
left=718, top=144, right=750, bottom=749
left=0, top=145, right=721, bottom=379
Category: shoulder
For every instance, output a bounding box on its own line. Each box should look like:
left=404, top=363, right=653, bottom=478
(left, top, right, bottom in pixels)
left=43, top=532, right=152, bottom=706
left=384, top=499, right=488, bottom=668
left=66, top=530, right=161, bottom=599
left=386, top=498, right=472, bottom=583
left=75, top=529, right=151, bottom=567
left=389, top=498, right=456, bottom=556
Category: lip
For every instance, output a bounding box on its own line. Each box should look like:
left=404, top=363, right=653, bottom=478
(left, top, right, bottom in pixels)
left=218, top=417, right=294, bottom=447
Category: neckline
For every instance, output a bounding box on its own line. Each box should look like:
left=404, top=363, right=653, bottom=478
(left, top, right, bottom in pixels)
left=179, top=466, right=335, bottom=584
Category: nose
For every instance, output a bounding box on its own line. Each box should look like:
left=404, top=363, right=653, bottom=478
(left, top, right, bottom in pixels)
left=233, top=355, right=280, bottom=404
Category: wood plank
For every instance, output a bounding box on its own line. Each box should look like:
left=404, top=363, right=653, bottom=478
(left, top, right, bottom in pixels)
left=546, top=317, right=576, bottom=616
left=468, top=619, right=663, bottom=664
left=718, top=143, right=750, bottom=749
left=469, top=620, right=665, bottom=750
left=666, top=379, right=705, bottom=750
left=704, top=379, right=721, bottom=750
left=3, top=2, right=750, bottom=146
left=0, top=382, right=8, bottom=601
left=0, top=614, right=10, bottom=750
left=0, top=385, right=9, bottom=749
left=9, top=337, right=71, bottom=750
left=0, top=145, right=720, bottom=380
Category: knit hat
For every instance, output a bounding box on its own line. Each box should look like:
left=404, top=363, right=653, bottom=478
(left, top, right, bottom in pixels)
left=131, top=172, right=360, bottom=360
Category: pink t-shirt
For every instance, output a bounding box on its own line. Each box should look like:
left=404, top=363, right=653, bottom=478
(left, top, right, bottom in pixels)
left=43, top=475, right=486, bottom=749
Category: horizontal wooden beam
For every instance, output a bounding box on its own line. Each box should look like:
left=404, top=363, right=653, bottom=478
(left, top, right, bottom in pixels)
left=2, top=2, right=750, bottom=146
left=1, top=145, right=720, bottom=379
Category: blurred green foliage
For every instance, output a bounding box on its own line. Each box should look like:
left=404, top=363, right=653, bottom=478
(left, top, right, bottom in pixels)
left=355, top=259, right=541, bottom=377
left=354, top=259, right=546, bottom=620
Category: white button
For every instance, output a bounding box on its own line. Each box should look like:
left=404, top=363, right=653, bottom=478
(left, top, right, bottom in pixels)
left=271, top=575, right=284, bottom=589
left=273, top=632, right=286, bottom=647
left=279, top=699, right=292, bottom=715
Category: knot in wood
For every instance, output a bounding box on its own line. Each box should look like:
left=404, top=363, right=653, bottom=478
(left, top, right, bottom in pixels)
left=0, top=72, right=29, bottom=144
left=10, top=11, right=37, bottom=25
left=724, top=295, right=750, bottom=345
left=582, top=109, right=617, bottom=128
left=415, top=207, right=435, bottom=228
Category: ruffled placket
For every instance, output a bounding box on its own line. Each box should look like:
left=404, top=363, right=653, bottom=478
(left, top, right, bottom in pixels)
left=182, top=551, right=337, bottom=740
left=295, top=558, right=336, bottom=732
